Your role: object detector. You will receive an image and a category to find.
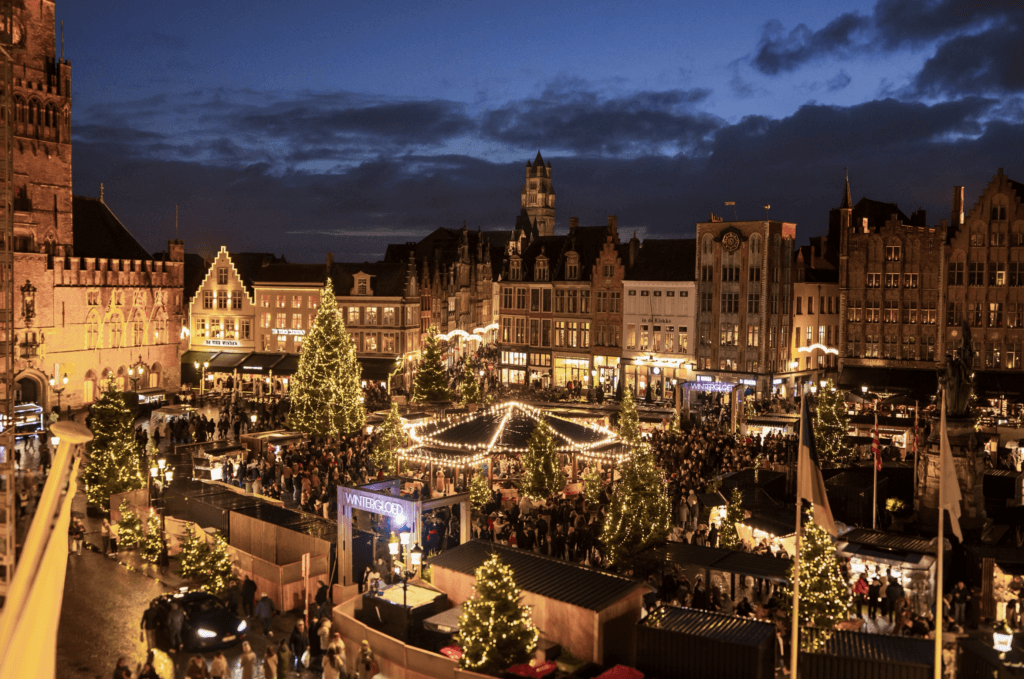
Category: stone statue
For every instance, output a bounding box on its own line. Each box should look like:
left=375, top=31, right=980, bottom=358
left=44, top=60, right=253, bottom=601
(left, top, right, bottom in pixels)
left=939, top=320, right=975, bottom=417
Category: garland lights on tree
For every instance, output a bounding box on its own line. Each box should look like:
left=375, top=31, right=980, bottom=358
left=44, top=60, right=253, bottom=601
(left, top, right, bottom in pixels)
left=813, top=379, right=854, bottom=468
left=116, top=499, right=143, bottom=549
left=458, top=361, right=483, bottom=406
left=178, top=524, right=207, bottom=581
left=456, top=554, right=538, bottom=676
left=370, top=401, right=404, bottom=475
left=289, top=277, right=365, bottom=436
left=82, top=379, right=145, bottom=509
left=203, top=534, right=236, bottom=594
left=412, top=325, right=451, bottom=402
left=582, top=466, right=603, bottom=505
left=139, top=511, right=163, bottom=563
left=718, top=487, right=745, bottom=550
left=782, top=507, right=851, bottom=652
left=601, top=387, right=671, bottom=565
left=520, top=418, right=566, bottom=501
left=470, top=468, right=490, bottom=510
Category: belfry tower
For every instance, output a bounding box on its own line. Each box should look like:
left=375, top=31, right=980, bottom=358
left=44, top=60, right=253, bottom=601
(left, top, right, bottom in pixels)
left=521, top=151, right=555, bottom=237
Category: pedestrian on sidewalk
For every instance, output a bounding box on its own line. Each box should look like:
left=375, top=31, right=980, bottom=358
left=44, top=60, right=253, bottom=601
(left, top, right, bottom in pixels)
left=209, top=652, right=228, bottom=679
left=241, top=575, right=257, bottom=617
left=254, top=592, right=276, bottom=636
left=69, top=518, right=84, bottom=555
left=140, top=599, right=160, bottom=650
left=185, top=655, right=209, bottom=679
left=168, top=602, right=185, bottom=652
left=101, top=519, right=111, bottom=554
left=263, top=644, right=278, bottom=679
left=239, top=641, right=257, bottom=679
left=109, top=520, right=119, bottom=555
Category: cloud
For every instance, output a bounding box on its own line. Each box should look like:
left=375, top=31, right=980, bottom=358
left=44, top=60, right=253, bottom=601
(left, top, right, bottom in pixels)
left=826, top=70, right=852, bottom=92
left=912, top=20, right=1024, bottom=96
left=753, top=14, right=870, bottom=76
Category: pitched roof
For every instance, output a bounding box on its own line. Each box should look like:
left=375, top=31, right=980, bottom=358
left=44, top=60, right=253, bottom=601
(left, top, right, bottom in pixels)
left=255, top=263, right=328, bottom=284
left=428, top=540, right=645, bottom=612
left=639, top=606, right=776, bottom=647
left=72, top=195, right=151, bottom=260
left=231, top=252, right=287, bottom=295
left=254, top=260, right=412, bottom=297
left=626, top=239, right=696, bottom=281
left=851, top=197, right=910, bottom=232
left=182, top=253, right=209, bottom=304
left=812, top=631, right=933, bottom=666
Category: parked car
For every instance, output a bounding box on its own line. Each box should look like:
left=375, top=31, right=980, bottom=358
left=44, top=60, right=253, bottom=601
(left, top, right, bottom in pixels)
left=153, top=590, right=247, bottom=651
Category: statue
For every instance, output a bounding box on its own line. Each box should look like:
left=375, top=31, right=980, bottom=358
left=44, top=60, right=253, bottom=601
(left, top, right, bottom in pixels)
left=939, top=320, right=975, bottom=417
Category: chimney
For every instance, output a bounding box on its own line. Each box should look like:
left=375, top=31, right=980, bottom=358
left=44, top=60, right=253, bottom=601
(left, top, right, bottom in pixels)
left=167, top=239, right=184, bottom=262
left=325, top=252, right=334, bottom=273
left=99, top=182, right=104, bottom=202
left=952, top=186, right=964, bottom=227
left=608, top=215, right=617, bottom=237
left=569, top=217, right=579, bottom=233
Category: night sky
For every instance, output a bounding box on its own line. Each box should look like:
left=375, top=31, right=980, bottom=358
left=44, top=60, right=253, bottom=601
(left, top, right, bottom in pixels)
left=57, top=1, right=1024, bottom=263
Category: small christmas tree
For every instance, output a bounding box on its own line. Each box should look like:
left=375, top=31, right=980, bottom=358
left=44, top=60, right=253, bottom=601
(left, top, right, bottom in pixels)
left=82, top=379, right=146, bottom=509
left=783, top=507, right=851, bottom=652
left=116, top=499, right=143, bottom=549
left=178, top=524, right=208, bottom=581
left=602, top=387, right=672, bottom=565
left=458, top=362, right=482, bottom=405
left=814, top=379, right=854, bottom=468
left=718, top=487, right=745, bottom=550
left=457, top=554, right=538, bottom=676
left=520, top=418, right=566, bottom=501
left=470, top=468, right=490, bottom=510
left=202, top=534, right=236, bottom=594
left=370, top=401, right=404, bottom=475
left=582, top=466, right=603, bottom=505
left=139, top=511, right=164, bottom=563
left=412, top=326, right=451, bottom=402
left=289, top=278, right=365, bottom=436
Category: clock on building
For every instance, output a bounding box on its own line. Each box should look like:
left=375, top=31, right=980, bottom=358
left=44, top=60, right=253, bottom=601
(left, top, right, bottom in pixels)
left=723, top=232, right=740, bottom=252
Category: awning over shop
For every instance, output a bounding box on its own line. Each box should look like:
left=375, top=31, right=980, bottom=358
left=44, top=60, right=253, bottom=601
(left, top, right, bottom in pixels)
left=838, top=366, right=937, bottom=400
left=236, top=352, right=288, bottom=375
left=207, top=351, right=248, bottom=373
left=273, top=354, right=301, bottom=376
left=974, top=370, right=1024, bottom=398
left=359, top=357, right=400, bottom=381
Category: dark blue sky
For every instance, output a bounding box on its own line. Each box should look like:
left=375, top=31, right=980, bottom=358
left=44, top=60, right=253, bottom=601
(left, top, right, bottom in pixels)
left=58, top=1, right=1024, bottom=262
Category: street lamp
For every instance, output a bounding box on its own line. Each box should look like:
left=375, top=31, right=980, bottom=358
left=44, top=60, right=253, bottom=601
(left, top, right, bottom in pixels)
left=128, top=355, right=148, bottom=391
left=993, top=620, right=1014, bottom=659
left=194, top=361, right=210, bottom=398
left=48, top=372, right=68, bottom=415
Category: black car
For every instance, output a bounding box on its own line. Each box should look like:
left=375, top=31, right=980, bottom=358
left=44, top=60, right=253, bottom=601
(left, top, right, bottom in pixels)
left=152, top=590, right=248, bottom=651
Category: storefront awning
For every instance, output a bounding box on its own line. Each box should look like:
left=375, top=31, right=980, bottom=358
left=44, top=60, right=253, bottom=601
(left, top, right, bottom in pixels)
left=273, top=354, right=301, bottom=376
left=360, top=357, right=400, bottom=381
left=236, top=352, right=287, bottom=375
left=838, top=366, right=937, bottom=400
left=182, top=350, right=220, bottom=365
left=974, top=370, right=1024, bottom=398
left=207, top=351, right=249, bottom=373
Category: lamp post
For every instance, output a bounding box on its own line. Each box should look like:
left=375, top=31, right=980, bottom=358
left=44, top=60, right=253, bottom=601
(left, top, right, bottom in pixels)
left=128, top=355, right=148, bottom=392
left=993, top=620, right=1014, bottom=660
left=194, top=361, right=209, bottom=399
left=48, top=372, right=68, bottom=416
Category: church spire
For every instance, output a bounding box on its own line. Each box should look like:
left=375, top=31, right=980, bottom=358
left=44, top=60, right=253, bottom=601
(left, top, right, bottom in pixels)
left=521, top=152, right=555, bottom=237
left=841, top=169, right=853, bottom=210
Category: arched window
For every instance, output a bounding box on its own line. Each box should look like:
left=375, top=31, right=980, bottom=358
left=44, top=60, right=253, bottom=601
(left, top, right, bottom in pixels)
left=152, top=309, right=167, bottom=344
left=149, top=363, right=162, bottom=389
left=749, top=234, right=761, bottom=256
left=702, top=234, right=713, bottom=256
left=44, top=103, right=56, bottom=128
left=127, top=309, right=146, bottom=346
left=28, top=99, right=40, bottom=126
left=107, top=311, right=124, bottom=348
left=14, top=96, right=25, bottom=123
left=85, top=309, right=101, bottom=349
left=83, top=370, right=97, bottom=404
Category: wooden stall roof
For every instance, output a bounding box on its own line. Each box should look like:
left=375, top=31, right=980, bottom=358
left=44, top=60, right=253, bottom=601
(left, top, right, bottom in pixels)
left=841, top=528, right=942, bottom=555
left=812, top=631, right=933, bottom=666
left=428, top=540, right=646, bottom=612
left=639, top=605, right=775, bottom=646
left=655, top=542, right=792, bottom=582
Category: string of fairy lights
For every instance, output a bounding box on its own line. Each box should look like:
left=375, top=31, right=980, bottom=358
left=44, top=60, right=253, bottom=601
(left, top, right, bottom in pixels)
left=396, top=401, right=629, bottom=466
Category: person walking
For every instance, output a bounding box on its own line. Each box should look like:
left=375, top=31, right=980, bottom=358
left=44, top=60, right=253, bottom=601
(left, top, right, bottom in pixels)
left=109, top=520, right=119, bottom=555
left=358, top=640, right=378, bottom=679
left=185, top=656, right=209, bottom=679
left=288, top=620, right=309, bottom=671
left=101, top=519, right=111, bottom=554
left=322, top=649, right=345, bottom=679
left=263, top=644, right=279, bottom=679
left=952, top=581, right=970, bottom=627
left=139, top=600, right=160, bottom=650
left=239, top=641, right=257, bottom=679
left=208, top=652, right=228, bottom=679
left=254, top=592, right=276, bottom=636
left=167, top=602, right=185, bottom=652
left=241, top=575, right=257, bottom=617
left=867, top=578, right=882, bottom=621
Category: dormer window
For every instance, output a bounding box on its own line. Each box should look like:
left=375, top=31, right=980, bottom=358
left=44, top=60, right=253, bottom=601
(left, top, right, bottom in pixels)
left=566, top=254, right=579, bottom=280
left=510, top=259, right=522, bottom=281
left=535, top=258, right=548, bottom=281
left=357, top=279, right=368, bottom=295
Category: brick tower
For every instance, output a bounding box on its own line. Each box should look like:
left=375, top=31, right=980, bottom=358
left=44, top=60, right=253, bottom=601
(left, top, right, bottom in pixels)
left=521, top=151, right=555, bottom=237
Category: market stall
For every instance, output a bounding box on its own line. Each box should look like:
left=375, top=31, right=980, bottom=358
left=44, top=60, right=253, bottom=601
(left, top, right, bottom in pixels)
left=738, top=513, right=796, bottom=556
left=190, top=441, right=248, bottom=481
left=966, top=544, right=1024, bottom=622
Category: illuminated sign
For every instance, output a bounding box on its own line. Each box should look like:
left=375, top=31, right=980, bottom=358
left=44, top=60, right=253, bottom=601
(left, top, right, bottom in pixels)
left=740, top=379, right=756, bottom=386
left=271, top=328, right=306, bottom=336
left=205, top=339, right=241, bottom=347
left=340, top=488, right=414, bottom=522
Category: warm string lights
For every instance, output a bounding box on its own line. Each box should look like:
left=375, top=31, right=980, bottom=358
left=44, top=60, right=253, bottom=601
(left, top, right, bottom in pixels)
left=370, top=401, right=404, bottom=475
left=814, top=379, right=855, bottom=467
left=82, top=378, right=147, bottom=507
left=178, top=524, right=236, bottom=594
left=412, top=325, right=452, bottom=402
left=139, top=510, right=164, bottom=563
left=456, top=553, right=538, bottom=675
left=717, top=487, right=744, bottom=550
left=116, top=499, right=143, bottom=549
left=520, top=417, right=567, bottom=501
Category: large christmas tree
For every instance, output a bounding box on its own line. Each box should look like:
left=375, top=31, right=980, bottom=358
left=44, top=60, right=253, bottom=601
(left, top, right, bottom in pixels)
left=520, top=418, right=566, bottom=501
left=814, top=379, right=853, bottom=467
left=82, top=379, right=145, bottom=508
left=601, top=387, right=672, bottom=565
left=178, top=524, right=207, bottom=581
left=370, top=401, right=404, bottom=475
left=203, top=534, right=236, bottom=594
left=458, top=362, right=483, bottom=405
left=457, top=554, right=538, bottom=676
left=116, top=499, right=143, bottom=549
left=139, top=511, right=163, bottom=563
left=784, top=507, right=851, bottom=651
left=470, top=468, right=490, bottom=510
left=582, top=466, right=603, bottom=505
left=718, top=487, right=744, bottom=550
left=412, top=326, right=451, bottom=402
left=289, top=277, right=365, bottom=436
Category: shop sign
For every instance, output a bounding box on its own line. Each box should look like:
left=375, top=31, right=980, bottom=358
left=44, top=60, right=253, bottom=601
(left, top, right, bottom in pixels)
left=772, top=379, right=783, bottom=385
left=696, top=375, right=712, bottom=382
left=271, top=328, right=306, bottom=336
left=340, top=488, right=412, bottom=519
left=641, top=317, right=676, bottom=324
left=740, top=379, right=756, bottom=386
left=205, top=339, right=241, bottom=347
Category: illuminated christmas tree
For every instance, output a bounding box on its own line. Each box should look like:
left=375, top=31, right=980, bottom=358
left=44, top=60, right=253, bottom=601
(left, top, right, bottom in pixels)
left=602, top=387, right=671, bottom=565
left=81, top=379, right=145, bottom=508
left=412, top=326, right=451, bottom=402
left=370, top=401, right=404, bottom=475
left=178, top=524, right=207, bottom=581
left=782, top=507, right=851, bottom=652
left=289, top=278, right=365, bottom=436
left=470, top=468, right=490, bottom=510
left=813, top=379, right=853, bottom=467
left=582, top=466, right=603, bottom=505
left=457, top=554, right=538, bottom=676
left=458, top=362, right=482, bottom=405
left=520, top=418, right=566, bottom=501
left=139, top=511, right=163, bottom=563
left=116, top=499, right=143, bottom=549
left=202, top=534, right=236, bottom=594
left=718, top=487, right=745, bottom=550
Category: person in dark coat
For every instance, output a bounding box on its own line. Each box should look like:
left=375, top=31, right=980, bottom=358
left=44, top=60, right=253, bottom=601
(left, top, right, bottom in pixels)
left=288, top=620, right=309, bottom=669
left=867, top=578, right=882, bottom=620
left=241, top=575, right=257, bottom=617
left=167, top=603, right=185, bottom=652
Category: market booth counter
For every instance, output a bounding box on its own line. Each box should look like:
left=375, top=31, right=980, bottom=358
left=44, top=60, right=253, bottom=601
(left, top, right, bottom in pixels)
left=189, top=441, right=248, bottom=481
left=654, top=542, right=792, bottom=604
left=358, top=582, right=448, bottom=645
left=636, top=605, right=776, bottom=679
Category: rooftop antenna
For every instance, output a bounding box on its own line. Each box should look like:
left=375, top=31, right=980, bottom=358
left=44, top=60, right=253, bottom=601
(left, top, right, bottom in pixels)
left=60, top=21, right=64, bottom=61
left=725, top=201, right=737, bottom=221
left=764, top=204, right=771, bottom=221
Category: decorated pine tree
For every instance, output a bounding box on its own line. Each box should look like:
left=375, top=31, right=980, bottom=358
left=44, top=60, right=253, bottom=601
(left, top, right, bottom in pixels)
left=602, top=387, right=672, bottom=565
left=813, top=379, right=853, bottom=468
left=370, top=401, right=404, bottom=475
left=470, top=468, right=490, bottom=510
left=116, top=499, right=143, bottom=549
left=412, top=326, right=451, bottom=402
left=457, top=554, right=538, bottom=676
left=178, top=524, right=208, bottom=581
left=458, top=362, right=483, bottom=405
left=783, top=507, right=851, bottom=652
left=582, top=466, right=603, bottom=505
left=289, top=277, right=365, bottom=436
left=82, top=379, right=145, bottom=508
left=718, top=487, right=745, bottom=550
left=139, top=511, right=163, bottom=563
left=202, top=534, right=236, bottom=594
left=520, top=418, right=566, bottom=501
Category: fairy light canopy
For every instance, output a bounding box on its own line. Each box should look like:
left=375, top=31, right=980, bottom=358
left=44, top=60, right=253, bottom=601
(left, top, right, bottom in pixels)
left=400, top=401, right=627, bottom=466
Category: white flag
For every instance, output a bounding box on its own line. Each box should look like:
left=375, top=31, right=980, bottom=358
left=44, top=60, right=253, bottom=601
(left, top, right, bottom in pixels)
left=939, top=391, right=963, bottom=541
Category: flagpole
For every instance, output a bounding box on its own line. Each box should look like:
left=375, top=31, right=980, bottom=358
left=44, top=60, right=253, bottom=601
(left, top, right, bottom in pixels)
left=913, top=401, right=919, bottom=493
left=790, top=388, right=803, bottom=679
left=934, top=390, right=945, bottom=679
left=872, top=411, right=878, bottom=530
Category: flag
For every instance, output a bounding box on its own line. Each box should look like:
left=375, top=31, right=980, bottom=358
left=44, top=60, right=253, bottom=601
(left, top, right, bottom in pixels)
left=912, top=406, right=918, bottom=457
left=797, top=396, right=837, bottom=536
left=872, top=412, right=883, bottom=471
left=939, top=391, right=964, bottom=542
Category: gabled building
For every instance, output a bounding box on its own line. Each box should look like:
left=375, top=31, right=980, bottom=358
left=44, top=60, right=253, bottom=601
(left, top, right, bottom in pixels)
left=792, top=236, right=840, bottom=387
